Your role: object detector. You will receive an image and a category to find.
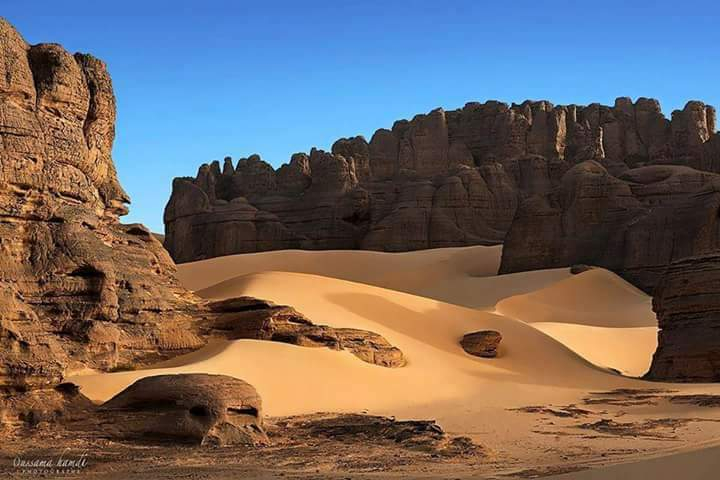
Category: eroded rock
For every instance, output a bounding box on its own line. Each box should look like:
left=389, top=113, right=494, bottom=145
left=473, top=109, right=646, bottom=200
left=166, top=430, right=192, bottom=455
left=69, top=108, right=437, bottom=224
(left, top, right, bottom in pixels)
left=500, top=162, right=720, bottom=292
left=0, top=18, right=202, bottom=393
left=99, top=374, right=268, bottom=446
left=165, top=99, right=720, bottom=263
left=646, top=254, right=720, bottom=382
left=273, top=413, right=481, bottom=458
left=206, top=297, right=406, bottom=367
left=460, top=330, right=502, bottom=358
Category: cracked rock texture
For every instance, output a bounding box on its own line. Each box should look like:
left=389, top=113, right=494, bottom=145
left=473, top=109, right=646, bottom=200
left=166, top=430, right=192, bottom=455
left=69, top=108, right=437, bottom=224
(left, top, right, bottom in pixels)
left=0, top=18, right=205, bottom=392
left=164, top=98, right=719, bottom=265
left=500, top=161, right=720, bottom=293
left=646, top=254, right=720, bottom=382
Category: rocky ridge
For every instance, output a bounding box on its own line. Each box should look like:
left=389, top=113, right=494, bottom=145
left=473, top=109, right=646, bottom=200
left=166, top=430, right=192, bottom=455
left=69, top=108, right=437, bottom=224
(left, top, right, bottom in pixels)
left=164, top=97, right=719, bottom=264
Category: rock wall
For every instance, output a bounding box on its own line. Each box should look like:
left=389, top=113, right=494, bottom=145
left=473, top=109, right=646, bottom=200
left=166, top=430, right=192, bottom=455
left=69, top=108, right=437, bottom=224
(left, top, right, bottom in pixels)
left=164, top=98, right=720, bottom=264
left=499, top=162, right=720, bottom=292
left=0, top=18, right=202, bottom=391
left=646, top=254, right=720, bottom=381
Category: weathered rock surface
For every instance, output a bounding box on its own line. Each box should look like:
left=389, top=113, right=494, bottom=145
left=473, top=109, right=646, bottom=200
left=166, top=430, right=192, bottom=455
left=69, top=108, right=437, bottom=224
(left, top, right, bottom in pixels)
left=206, top=297, right=406, bottom=367
left=460, top=330, right=502, bottom=358
left=499, top=161, right=720, bottom=292
left=278, top=413, right=481, bottom=457
left=165, top=98, right=720, bottom=263
left=646, top=254, right=720, bottom=382
left=99, top=374, right=268, bottom=445
left=0, top=18, right=202, bottom=392
left=0, top=18, right=405, bottom=424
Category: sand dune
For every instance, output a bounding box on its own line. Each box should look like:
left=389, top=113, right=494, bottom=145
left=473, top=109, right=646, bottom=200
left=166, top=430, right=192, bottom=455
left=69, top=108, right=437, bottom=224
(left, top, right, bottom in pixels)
left=68, top=247, right=720, bottom=477
left=176, top=245, right=572, bottom=309
left=495, top=268, right=656, bottom=328
left=72, top=271, right=631, bottom=418
left=73, top=268, right=671, bottom=446
left=531, top=323, right=657, bottom=377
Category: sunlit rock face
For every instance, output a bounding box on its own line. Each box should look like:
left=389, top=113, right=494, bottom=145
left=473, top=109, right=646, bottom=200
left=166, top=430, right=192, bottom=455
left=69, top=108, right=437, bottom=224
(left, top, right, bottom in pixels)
left=164, top=98, right=720, bottom=265
left=0, top=18, right=202, bottom=392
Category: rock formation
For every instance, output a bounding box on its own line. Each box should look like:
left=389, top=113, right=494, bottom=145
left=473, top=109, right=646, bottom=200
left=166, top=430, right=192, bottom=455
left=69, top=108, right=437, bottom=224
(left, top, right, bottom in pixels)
left=164, top=98, right=720, bottom=264
left=0, top=18, right=203, bottom=393
left=98, top=374, right=268, bottom=445
left=646, top=254, right=720, bottom=382
left=0, top=18, right=405, bottom=429
left=206, top=297, right=405, bottom=367
left=499, top=162, right=720, bottom=292
left=460, top=331, right=502, bottom=358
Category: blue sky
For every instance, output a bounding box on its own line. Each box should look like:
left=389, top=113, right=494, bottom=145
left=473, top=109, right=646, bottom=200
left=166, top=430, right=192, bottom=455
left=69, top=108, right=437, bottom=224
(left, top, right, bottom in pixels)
left=5, top=0, right=719, bottom=231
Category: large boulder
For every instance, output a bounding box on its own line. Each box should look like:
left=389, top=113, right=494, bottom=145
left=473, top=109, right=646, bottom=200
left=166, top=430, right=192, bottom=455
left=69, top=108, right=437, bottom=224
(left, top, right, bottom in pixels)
left=99, top=374, right=268, bottom=446
left=460, top=331, right=502, bottom=358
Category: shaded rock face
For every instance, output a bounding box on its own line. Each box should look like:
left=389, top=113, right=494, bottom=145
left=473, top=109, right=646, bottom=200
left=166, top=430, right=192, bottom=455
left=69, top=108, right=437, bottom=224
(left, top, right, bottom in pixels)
left=646, top=255, right=720, bottom=382
left=499, top=161, right=720, bottom=293
left=99, top=374, right=268, bottom=446
left=165, top=97, right=720, bottom=263
left=460, top=331, right=502, bottom=358
left=206, top=297, right=406, bottom=368
left=0, top=18, right=202, bottom=391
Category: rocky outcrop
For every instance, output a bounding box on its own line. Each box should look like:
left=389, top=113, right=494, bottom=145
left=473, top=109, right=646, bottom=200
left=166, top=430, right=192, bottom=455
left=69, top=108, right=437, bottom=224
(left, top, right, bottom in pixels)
left=646, top=255, right=720, bottom=382
left=165, top=98, right=720, bottom=263
left=499, top=161, right=720, bottom=292
left=206, top=297, right=406, bottom=367
left=98, top=374, right=268, bottom=445
left=460, top=331, right=502, bottom=358
left=0, top=18, right=203, bottom=392
left=0, top=18, right=406, bottom=421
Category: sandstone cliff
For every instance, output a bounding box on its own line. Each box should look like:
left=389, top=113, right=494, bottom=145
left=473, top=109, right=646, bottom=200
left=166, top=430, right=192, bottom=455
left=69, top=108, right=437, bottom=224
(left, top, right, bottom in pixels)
left=646, top=254, right=720, bottom=381
left=499, top=162, right=720, bottom=292
left=0, top=18, right=403, bottom=414
left=0, top=18, right=204, bottom=392
left=164, top=98, right=720, bottom=264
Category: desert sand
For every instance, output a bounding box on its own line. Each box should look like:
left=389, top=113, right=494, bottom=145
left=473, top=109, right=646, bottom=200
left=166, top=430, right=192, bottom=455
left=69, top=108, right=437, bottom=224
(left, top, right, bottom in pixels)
left=68, top=246, right=720, bottom=478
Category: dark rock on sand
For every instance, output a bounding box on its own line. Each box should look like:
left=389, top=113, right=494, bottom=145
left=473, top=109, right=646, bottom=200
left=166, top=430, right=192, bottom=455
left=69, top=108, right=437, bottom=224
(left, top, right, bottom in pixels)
left=460, top=330, right=502, bottom=358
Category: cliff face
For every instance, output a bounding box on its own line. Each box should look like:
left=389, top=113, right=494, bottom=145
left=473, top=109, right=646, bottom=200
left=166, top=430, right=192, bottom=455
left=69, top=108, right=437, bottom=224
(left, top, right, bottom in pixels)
left=646, top=254, right=720, bottom=382
left=0, top=18, right=202, bottom=390
left=499, top=162, right=720, bottom=292
left=164, top=98, right=720, bottom=264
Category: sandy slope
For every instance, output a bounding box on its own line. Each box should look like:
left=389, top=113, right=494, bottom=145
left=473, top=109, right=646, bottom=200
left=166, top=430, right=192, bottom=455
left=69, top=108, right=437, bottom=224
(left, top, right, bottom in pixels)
left=73, top=271, right=630, bottom=415
left=496, top=268, right=656, bottom=328
left=531, top=323, right=657, bottom=377
left=547, top=443, right=720, bottom=480
left=68, top=248, right=720, bottom=477
left=176, top=245, right=572, bottom=309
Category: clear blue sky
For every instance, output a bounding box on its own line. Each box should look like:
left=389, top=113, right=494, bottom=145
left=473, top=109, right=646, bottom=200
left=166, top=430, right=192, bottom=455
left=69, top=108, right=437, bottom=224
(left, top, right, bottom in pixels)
left=5, top=0, right=719, bottom=232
